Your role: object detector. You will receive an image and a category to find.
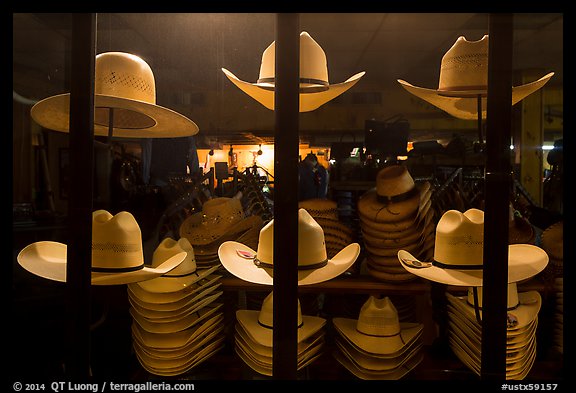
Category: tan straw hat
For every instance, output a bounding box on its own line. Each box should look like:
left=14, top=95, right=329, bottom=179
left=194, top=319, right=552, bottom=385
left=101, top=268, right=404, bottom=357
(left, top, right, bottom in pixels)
left=398, top=209, right=549, bottom=286
left=179, top=197, right=245, bottom=246
left=134, top=237, right=220, bottom=294
left=332, top=296, right=423, bottom=356
left=31, top=52, right=199, bottom=137
left=397, top=35, right=554, bottom=120
left=222, top=31, right=365, bottom=112
left=218, top=208, right=360, bottom=285
left=236, top=292, right=326, bottom=348
left=17, top=210, right=185, bottom=285
left=358, top=165, right=431, bottom=223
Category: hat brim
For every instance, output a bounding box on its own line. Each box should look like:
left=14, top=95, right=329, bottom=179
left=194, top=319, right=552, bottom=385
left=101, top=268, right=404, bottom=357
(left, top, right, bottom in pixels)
left=17, top=240, right=185, bottom=285
left=236, top=309, right=326, bottom=348
left=128, top=274, right=222, bottom=304
left=398, top=243, right=549, bottom=286
left=130, top=303, right=223, bottom=334
left=397, top=72, right=554, bottom=120
left=332, top=347, right=423, bottom=380
left=218, top=241, right=360, bottom=285
left=135, top=265, right=220, bottom=294
left=131, top=312, right=224, bottom=349
left=332, top=318, right=423, bottom=356
left=30, top=93, right=199, bottom=137
left=222, top=68, right=365, bottom=112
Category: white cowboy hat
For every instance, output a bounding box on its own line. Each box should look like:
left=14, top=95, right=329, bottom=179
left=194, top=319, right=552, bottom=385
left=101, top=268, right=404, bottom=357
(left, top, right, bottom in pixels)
left=31, top=51, right=199, bottom=138
left=17, top=210, right=185, bottom=285
left=397, top=35, right=554, bottom=120
left=134, top=237, right=220, bottom=294
left=398, top=209, right=549, bottom=286
left=235, top=292, right=326, bottom=348
left=332, top=296, right=424, bottom=356
left=222, top=31, right=365, bottom=112
left=219, top=208, right=360, bottom=285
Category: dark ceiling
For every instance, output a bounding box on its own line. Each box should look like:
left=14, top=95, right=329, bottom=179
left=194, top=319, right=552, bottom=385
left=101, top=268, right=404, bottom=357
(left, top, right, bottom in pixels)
left=13, top=13, right=563, bottom=147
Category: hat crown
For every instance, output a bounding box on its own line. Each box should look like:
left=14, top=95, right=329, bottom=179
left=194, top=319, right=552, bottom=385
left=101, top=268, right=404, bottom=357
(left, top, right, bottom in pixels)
left=434, top=208, right=484, bottom=267
left=256, top=208, right=328, bottom=268
left=258, top=31, right=329, bottom=86
left=467, top=283, right=520, bottom=309
left=376, top=165, right=415, bottom=197
left=356, top=296, right=401, bottom=336
left=152, top=237, right=197, bottom=276
left=91, top=210, right=144, bottom=270
left=438, top=35, right=489, bottom=93
left=257, top=292, right=303, bottom=328
left=95, top=52, right=156, bottom=104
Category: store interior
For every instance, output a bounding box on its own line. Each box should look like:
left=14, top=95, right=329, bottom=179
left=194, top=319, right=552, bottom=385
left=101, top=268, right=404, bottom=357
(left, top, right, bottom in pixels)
left=11, top=13, right=564, bottom=381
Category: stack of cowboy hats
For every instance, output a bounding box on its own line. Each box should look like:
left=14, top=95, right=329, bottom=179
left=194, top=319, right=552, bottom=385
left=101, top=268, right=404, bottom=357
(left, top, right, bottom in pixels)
left=445, top=284, right=542, bottom=380
left=218, top=208, right=360, bottom=286
left=398, top=208, right=550, bottom=379
left=18, top=209, right=186, bottom=285
left=331, top=295, right=424, bottom=380
left=127, top=237, right=226, bottom=377
left=540, top=220, right=564, bottom=354
left=357, top=164, right=434, bottom=282
left=180, top=197, right=263, bottom=268
left=298, top=198, right=355, bottom=259
left=234, top=291, right=326, bottom=377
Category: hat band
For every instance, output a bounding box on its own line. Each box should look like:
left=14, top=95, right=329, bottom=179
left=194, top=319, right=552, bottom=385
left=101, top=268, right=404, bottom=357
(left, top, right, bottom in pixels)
left=164, top=269, right=200, bottom=278
left=253, top=258, right=328, bottom=270
left=256, top=77, right=329, bottom=93
left=432, top=260, right=483, bottom=270
left=438, top=85, right=487, bottom=93
left=465, top=287, right=520, bottom=327
left=355, top=329, right=403, bottom=340
left=376, top=186, right=419, bottom=206
left=91, top=263, right=144, bottom=273
left=258, top=319, right=304, bottom=330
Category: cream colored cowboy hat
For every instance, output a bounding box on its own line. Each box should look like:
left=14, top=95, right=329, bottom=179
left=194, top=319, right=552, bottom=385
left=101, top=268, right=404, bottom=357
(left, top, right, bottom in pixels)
left=236, top=292, right=326, bottom=348
left=397, top=35, right=554, bottom=120
left=219, top=208, right=360, bottom=285
left=31, top=51, right=199, bottom=137
left=128, top=288, right=222, bottom=319
left=332, top=296, right=423, bottom=356
left=398, top=209, right=549, bottom=286
left=17, top=210, right=185, bottom=285
left=357, top=165, right=431, bottom=223
left=222, top=31, right=365, bottom=112
left=133, top=237, right=220, bottom=294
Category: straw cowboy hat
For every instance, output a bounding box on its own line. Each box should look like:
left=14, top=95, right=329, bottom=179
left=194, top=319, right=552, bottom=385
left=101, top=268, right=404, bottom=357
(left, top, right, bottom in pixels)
left=128, top=274, right=221, bottom=304
left=219, top=208, right=360, bottom=285
left=358, top=165, right=431, bottom=223
left=222, top=31, right=365, bottom=112
left=332, top=347, right=423, bottom=380
left=332, top=296, right=423, bottom=356
left=133, top=237, right=220, bottom=294
left=397, top=35, right=554, bottom=120
left=398, top=208, right=549, bottom=286
left=179, top=197, right=245, bottom=246
left=17, top=210, right=185, bottom=285
left=236, top=292, right=326, bottom=348
left=31, top=51, right=199, bottom=137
